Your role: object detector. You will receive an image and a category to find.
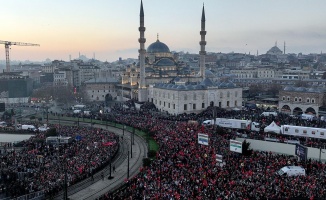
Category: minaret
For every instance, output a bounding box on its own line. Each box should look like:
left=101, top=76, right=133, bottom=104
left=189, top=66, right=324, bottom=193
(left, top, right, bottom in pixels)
left=138, top=0, right=147, bottom=102
left=199, top=4, right=207, bottom=80
left=284, top=41, right=286, bottom=54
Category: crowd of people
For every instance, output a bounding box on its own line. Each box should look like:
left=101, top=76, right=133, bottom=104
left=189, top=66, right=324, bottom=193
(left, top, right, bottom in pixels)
left=0, top=125, right=119, bottom=198
left=2, top=102, right=326, bottom=199
left=98, top=105, right=326, bottom=199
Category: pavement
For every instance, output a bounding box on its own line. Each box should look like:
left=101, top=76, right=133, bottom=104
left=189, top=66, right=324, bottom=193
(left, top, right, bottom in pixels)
left=54, top=124, right=148, bottom=200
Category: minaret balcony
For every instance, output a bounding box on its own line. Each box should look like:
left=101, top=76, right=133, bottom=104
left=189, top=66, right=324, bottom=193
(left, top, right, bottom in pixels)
left=139, top=27, right=146, bottom=32
left=138, top=38, right=146, bottom=43
left=200, top=31, right=207, bottom=35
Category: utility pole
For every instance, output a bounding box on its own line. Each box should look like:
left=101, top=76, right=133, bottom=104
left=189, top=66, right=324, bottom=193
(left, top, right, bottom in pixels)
left=127, top=150, right=130, bottom=179
left=131, top=134, right=133, bottom=159
left=108, top=150, right=113, bottom=179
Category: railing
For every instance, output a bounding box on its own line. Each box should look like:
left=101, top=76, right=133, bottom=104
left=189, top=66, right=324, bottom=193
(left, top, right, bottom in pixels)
left=6, top=190, right=45, bottom=200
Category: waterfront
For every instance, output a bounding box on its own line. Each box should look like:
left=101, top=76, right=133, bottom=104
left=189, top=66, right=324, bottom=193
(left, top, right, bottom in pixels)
left=0, top=133, right=34, bottom=143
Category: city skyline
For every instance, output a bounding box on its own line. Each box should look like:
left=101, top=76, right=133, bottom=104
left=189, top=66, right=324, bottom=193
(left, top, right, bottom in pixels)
left=0, top=0, right=325, bottom=62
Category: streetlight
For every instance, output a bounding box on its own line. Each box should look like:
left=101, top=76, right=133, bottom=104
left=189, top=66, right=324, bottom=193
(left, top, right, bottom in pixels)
left=108, top=148, right=114, bottom=180
left=127, top=150, right=130, bottom=179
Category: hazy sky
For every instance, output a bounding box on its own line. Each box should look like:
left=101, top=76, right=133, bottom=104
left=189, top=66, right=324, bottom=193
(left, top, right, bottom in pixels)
left=0, top=0, right=325, bottom=62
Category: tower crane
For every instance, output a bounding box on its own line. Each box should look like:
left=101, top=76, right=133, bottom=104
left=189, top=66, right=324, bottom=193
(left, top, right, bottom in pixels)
left=0, top=40, right=40, bottom=72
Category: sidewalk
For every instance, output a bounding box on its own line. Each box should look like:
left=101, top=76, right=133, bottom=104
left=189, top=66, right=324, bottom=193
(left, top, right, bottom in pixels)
left=66, top=125, right=147, bottom=200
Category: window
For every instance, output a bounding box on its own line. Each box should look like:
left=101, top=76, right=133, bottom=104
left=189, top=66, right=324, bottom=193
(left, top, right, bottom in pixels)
left=299, top=98, right=302, bottom=102
left=295, top=129, right=299, bottom=133
left=202, top=103, right=205, bottom=108
left=227, top=91, right=230, bottom=98
left=294, top=97, right=298, bottom=102
left=173, top=104, right=175, bottom=109
left=163, top=93, right=165, bottom=98
left=193, top=104, right=196, bottom=110
left=227, top=101, right=230, bottom=107
left=202, top=94, right=205, bottom=100
left=287, top=97, right=290, bottom=101
left=173, top=94, right=175, bottom=100
left=311, top=98, right=315, bottom=103
left=184, top=104, right=187, bottom=110
left=321, top=132, right=324, bottom=136
left=194, top=94, right=196, bottom=100
left=168, top=93, right=170, bottom=99
left=102, top=95, right=104, bottom=97
left=219, top=102, right=221, bottom=107
left=164, top=102, right=165, bottom=107
left=307, top=98, right=310, bottom=103
left=168, top=103, right=170, bottom=108
left=235, top=91, right=238, bottom=97
left=220, top=92, right=223, bottom=98
left=235, top=101, right=237, bottom=106
left=184, top=95, right=187, bottom=100
left=159, top=101, right=161, bottom=105
left=92, top=95, right=93, bottom=98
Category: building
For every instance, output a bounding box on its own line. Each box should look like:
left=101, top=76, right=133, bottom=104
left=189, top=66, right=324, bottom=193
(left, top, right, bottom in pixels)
left=148, top=78, right=242, bottom=115
left=279, top=86, right=326, bottom=116
left=84, top=77, right=119, bottom=102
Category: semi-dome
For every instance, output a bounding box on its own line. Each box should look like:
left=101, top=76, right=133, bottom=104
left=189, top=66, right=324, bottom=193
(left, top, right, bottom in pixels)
left=295, top=87, right=307, bottom=92
left=156, top=58, right=175, bottom=66
left=186, top=85, right=194, bottom=90
left=147, top=40, right=170, bottom=53
left=200, top=78, right=214, bottom=87
left=177, top=85, right=186, bottom=90
left=284, top=86, right=294, bottom=91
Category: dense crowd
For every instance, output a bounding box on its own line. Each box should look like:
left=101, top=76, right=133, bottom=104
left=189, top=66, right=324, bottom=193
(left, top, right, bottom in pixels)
left=0, top=125, right=119, bottom=198
left=98, top=105, right=326, bottom=200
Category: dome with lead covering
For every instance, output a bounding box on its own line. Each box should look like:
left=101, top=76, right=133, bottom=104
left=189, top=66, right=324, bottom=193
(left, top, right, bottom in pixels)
left=147, top=40, right=170, bottom=53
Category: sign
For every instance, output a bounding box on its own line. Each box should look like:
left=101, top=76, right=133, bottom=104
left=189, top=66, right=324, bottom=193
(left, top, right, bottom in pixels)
left=198, top=133, right=209, bottom=146
left=230, top=140, right=243, bottom=153
left=295, top=143, right=308, bottom=161
left=216, top=154, right=223, bottom=162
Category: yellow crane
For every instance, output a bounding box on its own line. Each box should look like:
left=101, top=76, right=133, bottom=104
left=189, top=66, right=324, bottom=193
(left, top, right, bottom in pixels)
left=0, top=40, right=40, bottom=72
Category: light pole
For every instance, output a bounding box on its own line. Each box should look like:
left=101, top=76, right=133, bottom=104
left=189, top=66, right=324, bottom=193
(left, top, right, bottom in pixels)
left=127, top=150, right=130, bottom=179
left=108, top=148, right=114, bottom=179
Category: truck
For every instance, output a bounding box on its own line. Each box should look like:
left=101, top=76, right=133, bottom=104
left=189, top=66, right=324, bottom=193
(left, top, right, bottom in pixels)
left=203, top=118, right=260, bottom=131
left=21, top=124, right=37, bottom=132
left=277, top=166, right=305, bottom=177
left=280, top=125, right=326, bottom=139
left=261, top=111, right=278, bottom=117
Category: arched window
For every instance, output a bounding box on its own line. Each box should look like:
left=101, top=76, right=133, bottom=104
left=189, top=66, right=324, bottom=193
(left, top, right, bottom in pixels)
left=287, top=96, right=290, bottom=101
left=299, top=97, right=302, bottom=102
left=306, top=98, right=310, bottom=103
left=311, top=98, right=315, bottom=103
left=282, top=96, right=285, bottom=101
left=294, top=97, right=298, bottom=102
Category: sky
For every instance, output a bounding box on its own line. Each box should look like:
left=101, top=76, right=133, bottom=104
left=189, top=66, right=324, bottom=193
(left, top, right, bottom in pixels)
left=0, top=0, right=325, bottom=62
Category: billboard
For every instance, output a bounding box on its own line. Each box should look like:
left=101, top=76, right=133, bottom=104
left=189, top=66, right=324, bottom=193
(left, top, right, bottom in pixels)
left=198, top=133, right=209, bottom=146
left=295, top=143, right=308, bottom=161
left=230, top=140, right=243, bottom=153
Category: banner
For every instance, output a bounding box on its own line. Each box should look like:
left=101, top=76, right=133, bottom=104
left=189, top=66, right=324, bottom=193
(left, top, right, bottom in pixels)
left=216, top=154, right=223, bottom=162
left=295, top=143, right=308, bottom=161
left=198, top=133, right=209, bottom=146
left=230, top=140, right=243, bottom=153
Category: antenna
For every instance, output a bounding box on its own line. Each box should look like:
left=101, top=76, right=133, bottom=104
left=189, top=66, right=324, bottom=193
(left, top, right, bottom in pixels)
left=284, top=41, right=286, bottom=54
left=157, top=33, right=159, bottom=41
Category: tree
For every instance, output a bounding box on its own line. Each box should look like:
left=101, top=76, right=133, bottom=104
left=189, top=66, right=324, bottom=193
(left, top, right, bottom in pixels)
left=322, top=72, right=326, bottom=79
left=294, top=80, right=308, bottom=87
left=242, top=140, right=253, bottom=156
left=266, top=84, right=283, bottom=97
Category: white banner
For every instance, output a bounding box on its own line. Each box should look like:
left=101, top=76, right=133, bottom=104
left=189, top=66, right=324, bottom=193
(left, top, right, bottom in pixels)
left=230, top=140, right=243, bottom=153
left=216, top=154, right=223, bottom=162
left=198, top=133, right=209, bottom=146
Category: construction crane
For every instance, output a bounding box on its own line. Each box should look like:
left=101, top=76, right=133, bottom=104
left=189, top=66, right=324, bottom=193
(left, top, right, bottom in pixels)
left=0, top=40, right=40, bottom=72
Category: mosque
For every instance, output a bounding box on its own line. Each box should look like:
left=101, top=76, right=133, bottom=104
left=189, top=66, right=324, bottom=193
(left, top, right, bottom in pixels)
left=119, top=1, right=242, bottom=115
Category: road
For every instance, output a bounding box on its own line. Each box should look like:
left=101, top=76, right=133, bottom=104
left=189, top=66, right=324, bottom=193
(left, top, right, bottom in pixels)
left=50, top=122, right=148, bottom=200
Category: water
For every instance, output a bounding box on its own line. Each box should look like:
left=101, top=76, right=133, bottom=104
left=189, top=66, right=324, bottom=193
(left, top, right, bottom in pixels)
left=0, top=133, right=34, bottom=143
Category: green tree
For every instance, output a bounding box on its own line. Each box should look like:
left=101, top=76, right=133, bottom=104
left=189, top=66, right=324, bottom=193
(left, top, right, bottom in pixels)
left=242, top=140, right=253, bottom=156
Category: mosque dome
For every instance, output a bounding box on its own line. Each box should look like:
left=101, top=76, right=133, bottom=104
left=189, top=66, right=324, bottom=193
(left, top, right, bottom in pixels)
left=147, top=40, right=170, bottom=53
left=156, top=58, right=175, bottom=66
